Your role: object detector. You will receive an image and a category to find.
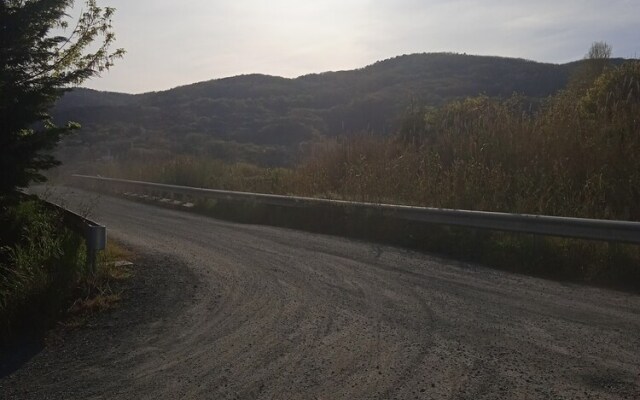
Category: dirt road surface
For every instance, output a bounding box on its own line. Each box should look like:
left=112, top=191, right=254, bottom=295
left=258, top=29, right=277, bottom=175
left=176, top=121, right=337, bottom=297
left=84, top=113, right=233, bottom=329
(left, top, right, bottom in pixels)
left=2, top=187, right=639, bottom=399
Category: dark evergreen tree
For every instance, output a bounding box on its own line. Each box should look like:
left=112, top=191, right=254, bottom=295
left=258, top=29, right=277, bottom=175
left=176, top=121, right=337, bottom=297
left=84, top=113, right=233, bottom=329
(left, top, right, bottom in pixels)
left=0, top=0, right=123, bottom=194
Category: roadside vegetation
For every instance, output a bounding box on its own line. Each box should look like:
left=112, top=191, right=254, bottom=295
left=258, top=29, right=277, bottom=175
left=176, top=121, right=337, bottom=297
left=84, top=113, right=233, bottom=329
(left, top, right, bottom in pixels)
left=0, top=1, right=123, bottom=344
left=91, top=49, right=640, bottom=221
left=62, top=240, right=133, bottom=328
left=0, top=196, right=131, bottom=342
left=0, top=197, right=84, bottom=340
left=0, top=196, right=133, bottom=345
left=87, top=52, right=640, bottom=290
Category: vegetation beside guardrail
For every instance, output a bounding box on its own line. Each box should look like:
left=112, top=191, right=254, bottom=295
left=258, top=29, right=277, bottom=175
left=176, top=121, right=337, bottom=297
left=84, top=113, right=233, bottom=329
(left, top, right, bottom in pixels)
left=0, top=195, right=84, bottom=342
left=0, top=193, right=113, bottom=345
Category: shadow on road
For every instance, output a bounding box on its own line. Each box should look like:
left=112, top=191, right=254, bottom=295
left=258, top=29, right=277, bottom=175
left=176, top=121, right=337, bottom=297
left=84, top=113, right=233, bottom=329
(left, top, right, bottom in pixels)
left=0, top=338, right=44, bottom=378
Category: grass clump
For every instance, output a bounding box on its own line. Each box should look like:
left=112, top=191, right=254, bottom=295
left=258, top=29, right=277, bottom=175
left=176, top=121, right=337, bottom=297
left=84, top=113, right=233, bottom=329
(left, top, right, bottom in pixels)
left=65, top=240, right=133, bottom=319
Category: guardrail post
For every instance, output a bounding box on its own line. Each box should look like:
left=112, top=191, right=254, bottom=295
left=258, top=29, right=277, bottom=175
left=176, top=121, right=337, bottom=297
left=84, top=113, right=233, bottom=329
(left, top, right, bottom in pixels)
left=87, top=248, right=97, bottom=273
left=85, top=225, right=107, bottom=274
left=32, top=192, right=109, bottom=275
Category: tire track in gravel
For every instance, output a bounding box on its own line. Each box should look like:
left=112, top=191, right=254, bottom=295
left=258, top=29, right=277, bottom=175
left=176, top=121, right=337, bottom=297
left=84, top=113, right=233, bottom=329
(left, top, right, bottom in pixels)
left=2, top=186, right=639, bottom=400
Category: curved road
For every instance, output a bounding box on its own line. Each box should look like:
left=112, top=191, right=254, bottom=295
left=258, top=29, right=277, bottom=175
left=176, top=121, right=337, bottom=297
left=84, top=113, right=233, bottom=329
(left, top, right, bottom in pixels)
left=3, top=187, right=640, bottom=399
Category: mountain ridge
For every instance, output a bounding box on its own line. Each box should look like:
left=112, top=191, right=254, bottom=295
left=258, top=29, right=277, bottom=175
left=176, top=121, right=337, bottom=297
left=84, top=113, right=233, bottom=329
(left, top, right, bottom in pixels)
left=53, top=52, right=629, bottom=166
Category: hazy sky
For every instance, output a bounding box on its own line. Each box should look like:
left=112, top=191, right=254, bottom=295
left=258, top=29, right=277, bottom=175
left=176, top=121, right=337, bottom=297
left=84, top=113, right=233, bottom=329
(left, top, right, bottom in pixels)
left=76, top=0, right=640, bottom=93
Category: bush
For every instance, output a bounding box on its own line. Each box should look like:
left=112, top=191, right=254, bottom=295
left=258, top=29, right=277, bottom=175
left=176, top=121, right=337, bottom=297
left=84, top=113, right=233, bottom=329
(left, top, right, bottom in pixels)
left=0, top=197, right=86, bottom=342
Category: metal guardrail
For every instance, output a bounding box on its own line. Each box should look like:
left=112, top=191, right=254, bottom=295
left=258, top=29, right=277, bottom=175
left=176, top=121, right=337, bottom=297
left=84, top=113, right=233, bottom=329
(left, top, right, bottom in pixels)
left=40, top=197, right=107, bottom=273
left=71, top=174, right=640, bottom=244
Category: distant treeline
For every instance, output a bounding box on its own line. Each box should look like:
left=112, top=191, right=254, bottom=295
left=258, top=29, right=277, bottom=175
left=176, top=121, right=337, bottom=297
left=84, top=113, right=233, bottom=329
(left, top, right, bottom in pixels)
left=89, top=60, right=640, bottom=221
left=55, top=53, right=591, bottom=166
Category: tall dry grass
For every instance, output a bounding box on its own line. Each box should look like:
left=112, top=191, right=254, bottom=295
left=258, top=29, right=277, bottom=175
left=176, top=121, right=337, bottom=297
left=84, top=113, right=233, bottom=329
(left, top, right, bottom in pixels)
left=295, top=62, right=640, bottom=221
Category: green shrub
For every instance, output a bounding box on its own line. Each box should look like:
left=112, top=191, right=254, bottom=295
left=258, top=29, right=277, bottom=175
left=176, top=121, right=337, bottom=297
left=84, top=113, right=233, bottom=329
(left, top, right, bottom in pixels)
left=0, top=198, right=86, bottom=341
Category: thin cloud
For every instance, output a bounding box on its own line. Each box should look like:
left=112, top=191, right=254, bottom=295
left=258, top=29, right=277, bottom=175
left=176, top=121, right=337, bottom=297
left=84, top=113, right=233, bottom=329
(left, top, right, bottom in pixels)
left=84, top=0, right=640, bottom=93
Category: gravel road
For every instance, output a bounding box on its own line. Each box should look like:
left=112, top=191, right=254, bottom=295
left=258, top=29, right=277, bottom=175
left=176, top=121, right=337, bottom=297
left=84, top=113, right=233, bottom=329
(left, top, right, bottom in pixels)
left=2, top=187, right=640, bottom=399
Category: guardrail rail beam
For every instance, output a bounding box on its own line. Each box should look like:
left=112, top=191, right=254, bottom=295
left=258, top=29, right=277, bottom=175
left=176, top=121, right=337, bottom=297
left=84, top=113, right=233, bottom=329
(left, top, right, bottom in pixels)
left=70, top=174, right=640, bottom=245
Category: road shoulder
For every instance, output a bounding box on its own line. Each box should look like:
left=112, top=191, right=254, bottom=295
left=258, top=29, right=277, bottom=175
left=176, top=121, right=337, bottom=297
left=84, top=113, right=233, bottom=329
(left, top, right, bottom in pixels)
left=0, top=249, right=200, bottom=400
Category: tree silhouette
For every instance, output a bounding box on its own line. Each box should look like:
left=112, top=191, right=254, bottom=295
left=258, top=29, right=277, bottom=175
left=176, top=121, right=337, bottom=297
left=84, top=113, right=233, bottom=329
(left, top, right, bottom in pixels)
left=0, top=0, right=123, bottom=194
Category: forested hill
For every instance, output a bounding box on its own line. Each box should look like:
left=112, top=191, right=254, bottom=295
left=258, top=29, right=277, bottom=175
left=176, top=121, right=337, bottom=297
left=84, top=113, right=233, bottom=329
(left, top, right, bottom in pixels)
left=53, top=53, right=604, bottom=166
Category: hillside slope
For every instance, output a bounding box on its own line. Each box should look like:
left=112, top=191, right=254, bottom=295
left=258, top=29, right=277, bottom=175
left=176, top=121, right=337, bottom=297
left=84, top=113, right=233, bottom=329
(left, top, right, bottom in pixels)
left=54, top=53, right=586, bottom=166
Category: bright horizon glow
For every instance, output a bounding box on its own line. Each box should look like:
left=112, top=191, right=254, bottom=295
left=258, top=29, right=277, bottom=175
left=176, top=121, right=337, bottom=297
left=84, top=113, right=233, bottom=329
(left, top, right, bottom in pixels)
left=76, top=0, right=640, bottom=94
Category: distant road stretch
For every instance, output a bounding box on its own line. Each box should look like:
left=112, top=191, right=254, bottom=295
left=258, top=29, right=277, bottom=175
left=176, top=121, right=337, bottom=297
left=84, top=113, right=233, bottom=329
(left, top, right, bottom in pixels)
left=5, top=186, right=640, bottom=399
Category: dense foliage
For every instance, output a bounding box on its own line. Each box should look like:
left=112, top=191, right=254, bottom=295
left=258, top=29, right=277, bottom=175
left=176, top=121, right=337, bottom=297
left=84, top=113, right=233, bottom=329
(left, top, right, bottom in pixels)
left=0, top=0, right=122, bottom=342
left=295, top=62, right=640, bottom=220
left=93, top=60, right=640, bottom=221
left=55, top=53, right=597, bottom=166
left=0, top=0, right=122, bottom=193
left=0, top=197, right=85, bottom=340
